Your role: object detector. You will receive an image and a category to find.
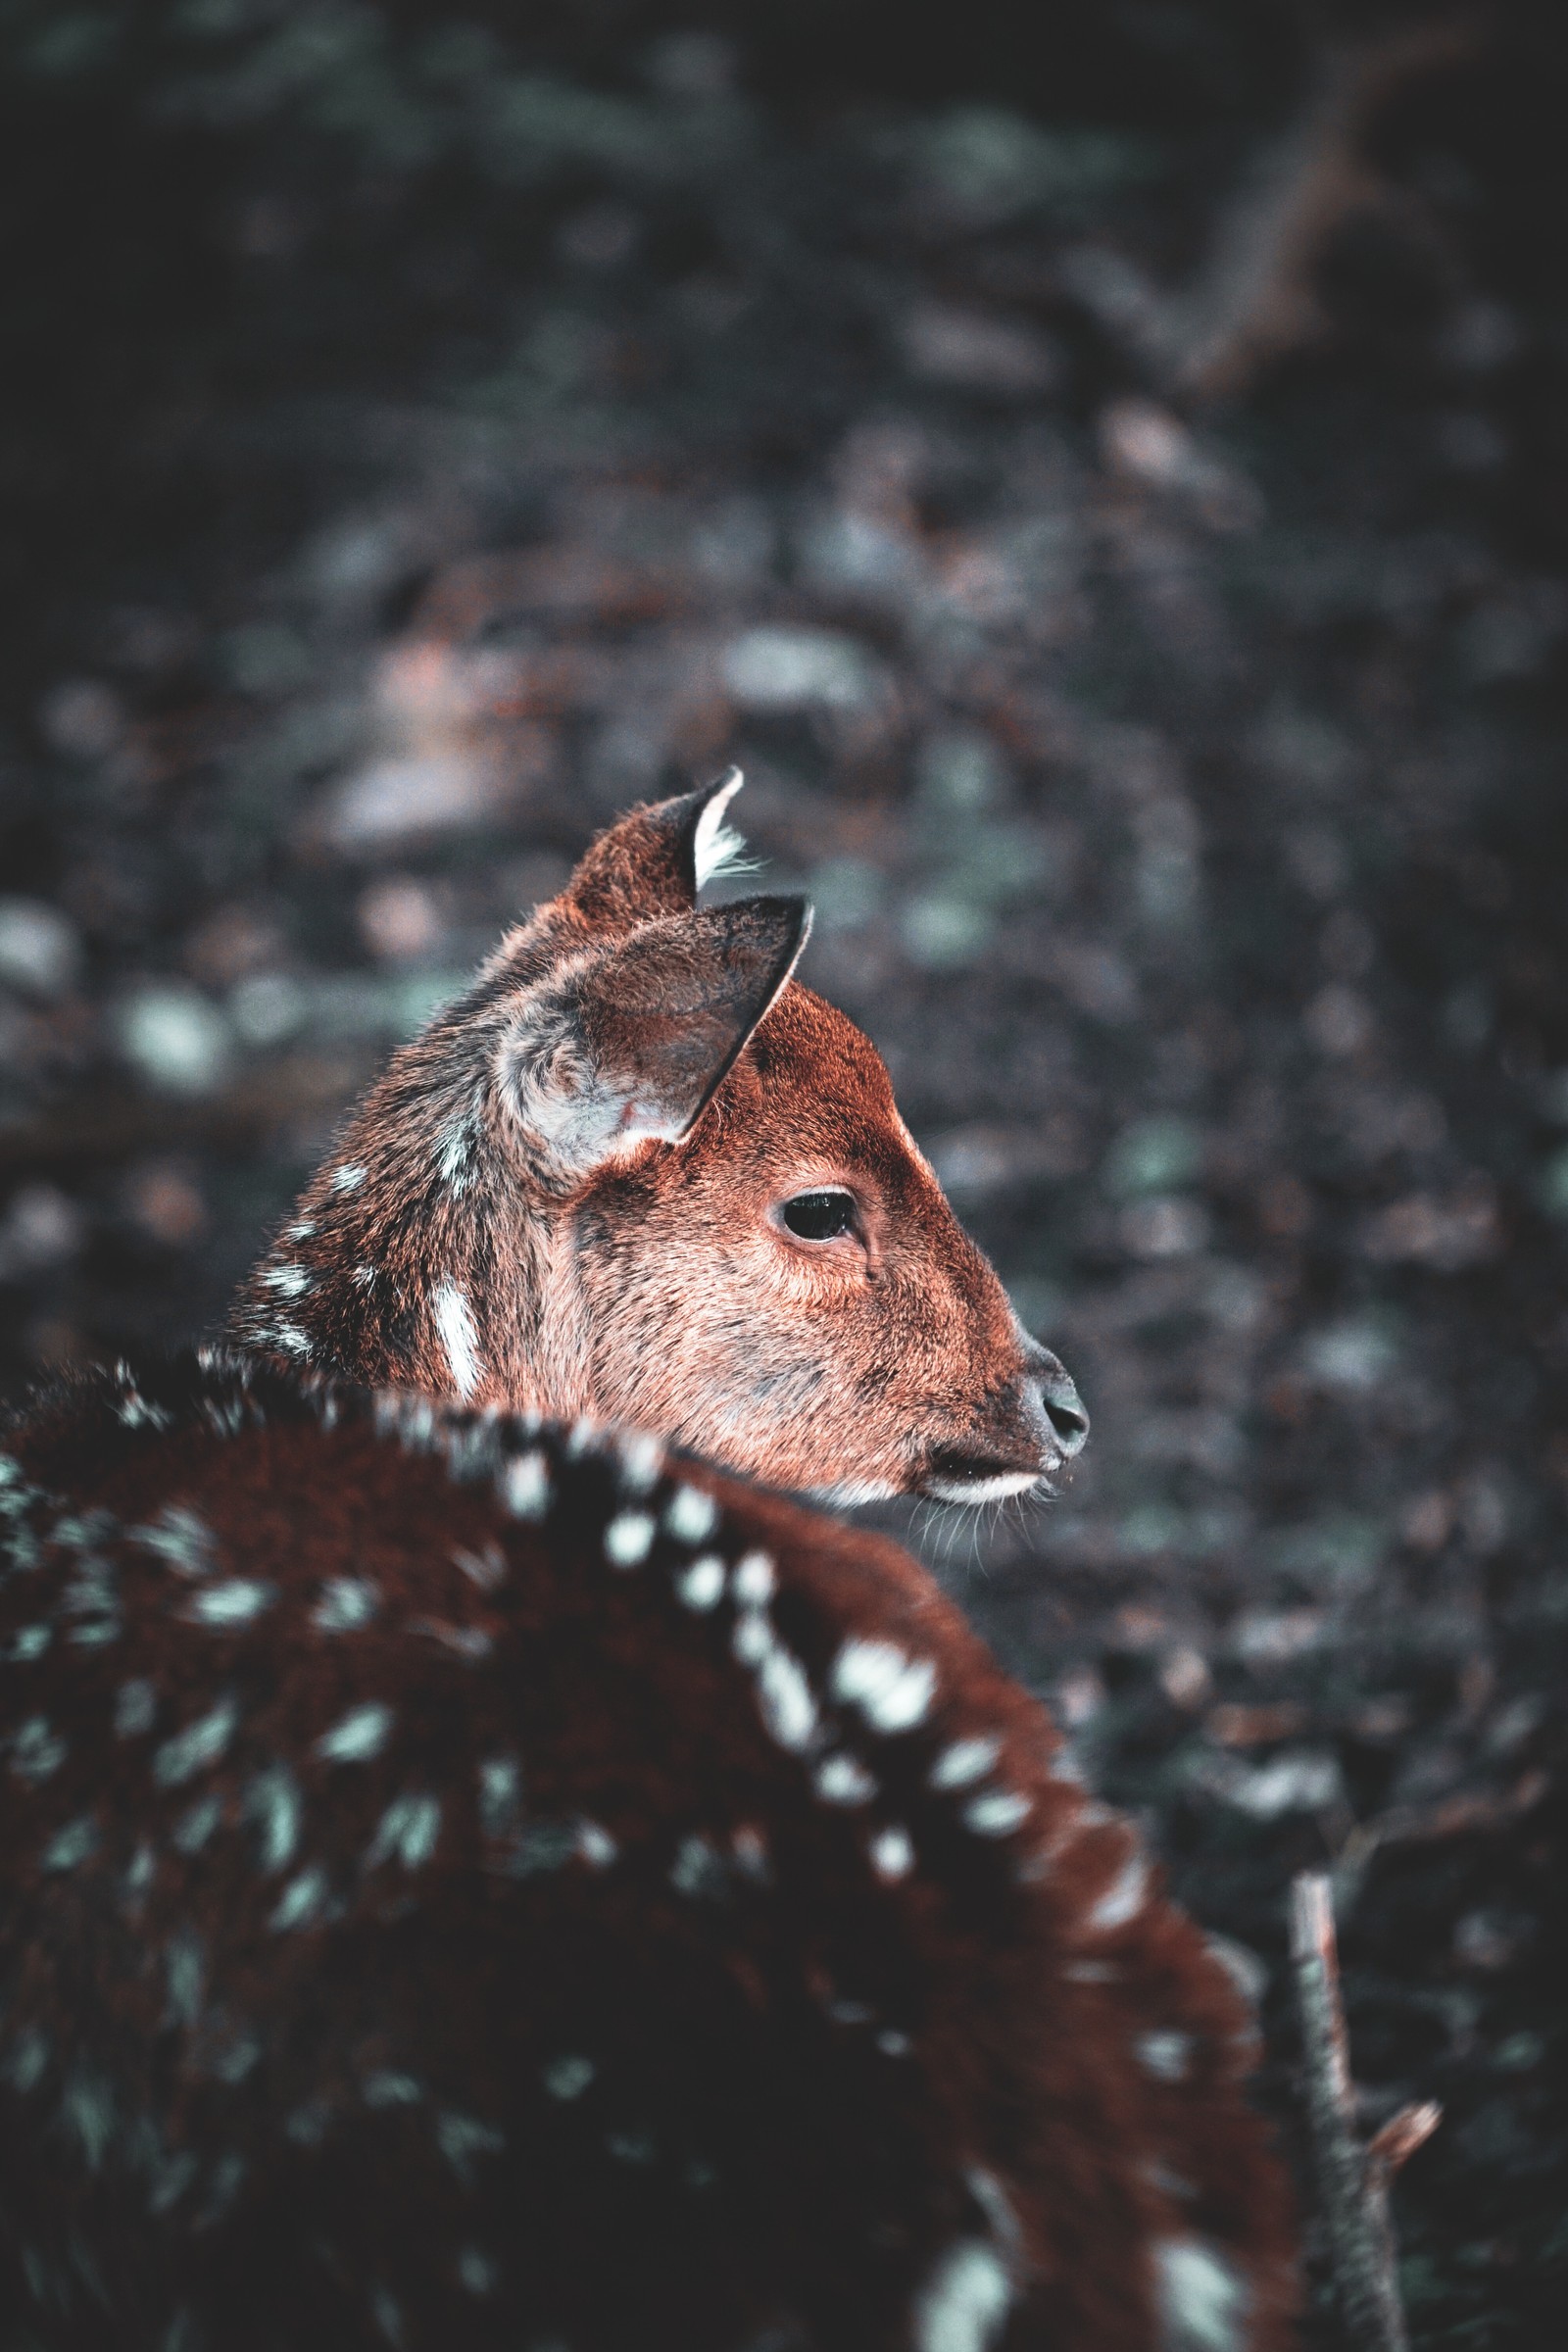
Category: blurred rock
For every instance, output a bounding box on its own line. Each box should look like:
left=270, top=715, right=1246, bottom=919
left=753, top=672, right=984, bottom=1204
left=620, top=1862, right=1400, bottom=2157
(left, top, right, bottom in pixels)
left=123, top=1159, right=208, bottom=1246
left=721, top=627, right=877, bottom=711
left=0, top=900, right=81, bottom=1000
left=1360, top=1181, right=1500, bottom=1271
left=899, top=305, right=1060, bottom=396
left=118, top=986, right=232, bottom=1097
left=38, top=677, right=123, bottom=760
left=358, top=877, right=445, bottom=963
left=0, top=1184, right=82, bottom=1278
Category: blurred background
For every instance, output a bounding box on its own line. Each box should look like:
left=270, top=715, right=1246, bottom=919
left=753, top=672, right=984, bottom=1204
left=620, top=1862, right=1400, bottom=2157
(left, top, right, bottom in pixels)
left=1, top=1, right=1566, bottom=2338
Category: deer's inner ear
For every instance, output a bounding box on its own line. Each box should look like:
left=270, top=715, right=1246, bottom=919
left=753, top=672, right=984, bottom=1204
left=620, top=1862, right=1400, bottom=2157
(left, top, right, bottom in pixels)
left=500, top=897, right=812, bottom=1190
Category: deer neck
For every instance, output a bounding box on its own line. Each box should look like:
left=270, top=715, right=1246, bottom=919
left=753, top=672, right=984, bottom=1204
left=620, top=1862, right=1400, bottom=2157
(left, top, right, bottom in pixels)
left=233, top=1003, right=593, bottom=1420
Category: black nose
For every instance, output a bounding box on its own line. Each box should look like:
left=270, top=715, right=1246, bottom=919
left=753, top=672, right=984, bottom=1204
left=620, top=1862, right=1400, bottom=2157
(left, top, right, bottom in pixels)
left=1029, top=1345, right=1090, bottom=1459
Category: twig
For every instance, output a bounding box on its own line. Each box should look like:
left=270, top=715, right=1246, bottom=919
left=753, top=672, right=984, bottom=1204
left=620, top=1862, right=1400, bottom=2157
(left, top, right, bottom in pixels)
left=1290, top=1872, right=1435, bottom=2352
left=1064, top=17, right=1482, bottom=403
left=1367, top=2102, right=1443, bottom=2180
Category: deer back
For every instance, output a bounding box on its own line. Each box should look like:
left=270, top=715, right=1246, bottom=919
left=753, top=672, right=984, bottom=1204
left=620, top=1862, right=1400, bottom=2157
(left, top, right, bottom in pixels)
left=0, top=1352, right=1293, bottom=2352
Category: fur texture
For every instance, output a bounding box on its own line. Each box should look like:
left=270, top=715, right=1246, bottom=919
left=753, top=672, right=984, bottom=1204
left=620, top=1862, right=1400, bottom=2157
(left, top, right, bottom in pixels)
left=0, top=1352, right=1295, bottom=2352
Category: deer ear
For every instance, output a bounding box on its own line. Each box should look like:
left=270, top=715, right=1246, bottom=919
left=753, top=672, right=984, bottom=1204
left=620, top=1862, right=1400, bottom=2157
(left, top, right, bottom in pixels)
left=564, top=769, right=750, bottom=929
left=499, top=895, right=811, bottom=1191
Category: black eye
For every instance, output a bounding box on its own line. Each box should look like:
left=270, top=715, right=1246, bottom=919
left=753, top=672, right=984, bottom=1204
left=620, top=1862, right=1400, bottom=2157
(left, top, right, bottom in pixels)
left=781, top=1191, right=857, bottom=1242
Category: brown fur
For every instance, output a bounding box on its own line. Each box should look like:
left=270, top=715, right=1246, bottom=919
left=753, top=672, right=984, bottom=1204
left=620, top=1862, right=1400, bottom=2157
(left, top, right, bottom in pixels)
left=0, top=1353, right=1297, bottom=2351
left=231, top=781, right=1087, bottom=1501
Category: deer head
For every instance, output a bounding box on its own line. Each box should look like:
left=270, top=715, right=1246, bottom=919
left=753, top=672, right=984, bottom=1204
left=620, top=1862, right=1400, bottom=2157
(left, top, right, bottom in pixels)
left=233, top=774, right=1088, bottom=1503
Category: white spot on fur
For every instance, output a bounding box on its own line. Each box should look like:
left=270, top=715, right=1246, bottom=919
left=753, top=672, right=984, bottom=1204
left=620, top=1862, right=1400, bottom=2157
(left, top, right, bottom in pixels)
left=1137, top=2031, right=1193, bottom=2082
left=930, top=1736, right=1002, bottom=1790
left=869, top=1825, right=914, bottom=1881
left=433, top=1282, right=482, bottom=1399
left=502, top=1450, right=551, bottom=1520
left=691, top=767, right=748, bottom=889
left=1154, top=2239, right=1248, bottom=2352
left=271, top=1323, right=312, bottom=1357
left=330, top=1164, right=366, bottom=1193
left=832, top=1640, right=936, bottom=1734
left=313, top=1578, right=380, bottom=1632
left=732, top=1612, right=768, bottom=1665
left=732, top=1550, right=775, bottom=1606
left=663, top=1485, right=718, bottom=1544
left=877, top=2029, right=912, bottom=2056
left=1087, top=1850, right=1149, bottom=1934
left=285, top=1221, right=316, bottom=1241
left=436, top=1119, right=477, bottom=1194
left=454, top=1544, right=506, bottom=1592
left=732, top=1825, right=768, bottom=1880
left=962, top=1789, right=1031, bottom=1838
left=368, top=1793, right=442, bottom=1871
left=153, top=1698, right=237, bottom=1787
left=457, top=2246, right=498, bottom=2296
left=754, top=1642, right=818, bottom=1752
left=814, top=1753, right=877, bottom=1805
left=615, top=1431, right=663, bottom=1494
left=604, top=1511, right=656, bottom=1568
left=577, top=1820, right=617, bottom=1868
left=260, top=1264, right=312, bottom=1298
left=317, top=1702, right=393, bottom=1764
left=186, top=1581, right=275, bottom=1628
left=270, top=1867, right=329, bottom=1932
left=676, top=1553, right=725, bottom=1610
left=543, top=2054, right=595, bottom=2101
left=913, top=2239, right=1013, bottom=2352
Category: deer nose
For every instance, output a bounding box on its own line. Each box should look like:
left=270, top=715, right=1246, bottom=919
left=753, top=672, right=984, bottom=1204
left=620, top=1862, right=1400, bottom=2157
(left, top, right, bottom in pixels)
left=1027, top=1344, right=1090, bottom=1459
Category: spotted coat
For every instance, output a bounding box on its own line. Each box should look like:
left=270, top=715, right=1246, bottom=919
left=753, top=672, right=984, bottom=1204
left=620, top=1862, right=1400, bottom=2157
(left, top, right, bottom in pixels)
left=0, top=1352, right=1295, bottom=2352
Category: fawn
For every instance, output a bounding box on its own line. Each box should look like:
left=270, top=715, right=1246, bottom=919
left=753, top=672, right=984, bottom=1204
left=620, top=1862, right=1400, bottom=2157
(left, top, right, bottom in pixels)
left=0, top=778, right=1297, bottom=2350
left=230, top=772, right=1089, bottom=1505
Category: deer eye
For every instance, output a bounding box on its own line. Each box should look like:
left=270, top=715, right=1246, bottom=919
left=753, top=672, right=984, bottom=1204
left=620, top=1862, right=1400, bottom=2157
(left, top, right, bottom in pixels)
left=780, top=1190, right=858, bottom=1242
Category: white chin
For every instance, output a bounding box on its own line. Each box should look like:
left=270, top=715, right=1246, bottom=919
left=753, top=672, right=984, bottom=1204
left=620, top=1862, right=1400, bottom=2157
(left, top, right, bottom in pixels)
left=922, top=1470, right=1042, bottom=1506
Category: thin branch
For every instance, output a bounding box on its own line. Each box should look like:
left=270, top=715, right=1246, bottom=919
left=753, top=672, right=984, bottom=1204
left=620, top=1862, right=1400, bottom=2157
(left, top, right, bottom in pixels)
left=1367, top=2102, right=1443, bottom=2180
left=1290, top=1872, right=1431, bottom=2352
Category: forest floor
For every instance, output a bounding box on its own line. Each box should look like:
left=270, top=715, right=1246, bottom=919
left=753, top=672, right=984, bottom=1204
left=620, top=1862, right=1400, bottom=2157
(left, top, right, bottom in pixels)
left=1, top=6, right=1566, bottom=2343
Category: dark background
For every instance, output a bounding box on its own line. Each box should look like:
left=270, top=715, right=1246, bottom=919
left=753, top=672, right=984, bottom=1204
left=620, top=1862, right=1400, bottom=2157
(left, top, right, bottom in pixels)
left=2, top=2, right=1566, bottom=2340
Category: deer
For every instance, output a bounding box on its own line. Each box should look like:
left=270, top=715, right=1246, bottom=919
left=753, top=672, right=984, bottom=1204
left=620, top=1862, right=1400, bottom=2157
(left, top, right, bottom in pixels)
left=228, top=771, right=1090, bottom=1506
left=0, top=777, right=1298, bottom=2351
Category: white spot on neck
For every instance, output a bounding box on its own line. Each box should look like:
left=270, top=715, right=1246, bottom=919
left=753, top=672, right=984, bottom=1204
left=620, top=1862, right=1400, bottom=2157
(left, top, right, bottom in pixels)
left=913, top=2239, right=1012, bottom=2352
left=260, top=1264, right=312, bottom=1298
left=330, top=1164, right=366, bottom=1194
left=433, top=1282, right=483, bottom=1400
left=691, top=766, right=748, bottom=889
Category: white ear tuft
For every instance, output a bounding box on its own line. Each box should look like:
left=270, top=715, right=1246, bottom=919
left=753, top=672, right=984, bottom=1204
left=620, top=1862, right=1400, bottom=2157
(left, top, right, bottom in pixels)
left=692, top=767, right=752, bottom=890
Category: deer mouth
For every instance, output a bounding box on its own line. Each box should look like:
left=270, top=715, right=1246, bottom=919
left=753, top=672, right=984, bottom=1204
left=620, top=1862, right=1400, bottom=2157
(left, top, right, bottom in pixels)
left=916, top=1448, right=1052, bottom=1506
